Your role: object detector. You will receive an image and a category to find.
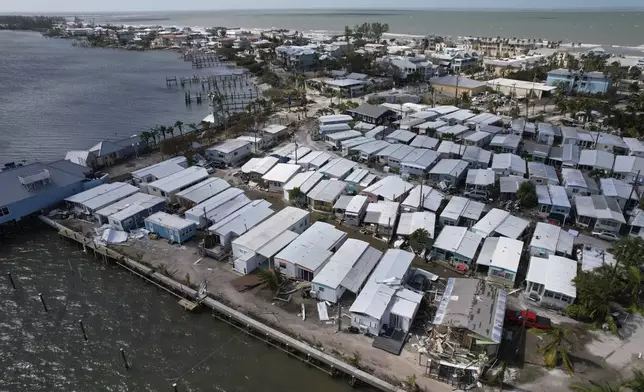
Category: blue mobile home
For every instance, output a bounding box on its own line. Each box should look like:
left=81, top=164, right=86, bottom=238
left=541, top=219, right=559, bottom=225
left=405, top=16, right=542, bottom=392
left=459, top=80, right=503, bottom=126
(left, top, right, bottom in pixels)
left=144, top=212, right=196, bottom=244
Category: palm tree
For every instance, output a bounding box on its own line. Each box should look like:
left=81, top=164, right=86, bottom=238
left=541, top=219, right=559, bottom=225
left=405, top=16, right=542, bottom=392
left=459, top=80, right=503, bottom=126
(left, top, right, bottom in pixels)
left=188, top=123, right=198, bottom=133
left=174, top=120, right=184, bottom=136
left=531, top=326, right=574, bottom=375
left=257, top=268, right=284, bottom=294
left=149, top=127, right=159, bottom=146
left=624, top=368, right=644, bottom=391
left=140, top=131, right=152, bottom=148
left=167, top=125, right=175, bottom=139
left=569, top=381, right=623, bottom=392
left=157, top=125, right=167, bottom=140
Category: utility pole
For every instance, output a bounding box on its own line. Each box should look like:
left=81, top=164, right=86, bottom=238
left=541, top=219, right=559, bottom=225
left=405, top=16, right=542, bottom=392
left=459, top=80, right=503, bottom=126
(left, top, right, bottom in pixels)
left=627, top=169, right=641, bottom=218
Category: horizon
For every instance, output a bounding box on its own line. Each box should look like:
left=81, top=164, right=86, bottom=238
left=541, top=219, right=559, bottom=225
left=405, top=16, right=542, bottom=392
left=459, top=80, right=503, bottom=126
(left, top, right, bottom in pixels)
left=4, top=3, right=644, bottom=13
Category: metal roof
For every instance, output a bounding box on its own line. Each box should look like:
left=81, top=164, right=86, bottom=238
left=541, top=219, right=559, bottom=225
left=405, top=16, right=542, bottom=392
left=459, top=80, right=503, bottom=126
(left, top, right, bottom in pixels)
left=574, top=195, right=625, bottom=223
left=307, top=180, right=347, bottom=203
left=347, top=103, right=392, bottom=119
left=492, top=153, right=526, bottom=174
left=499, top=176, right=528, bottom=194
left=436, top=140, right=465, bottom=156
left=523, top=141, right=551, bottom=158
left=364, top=201, right=400, bottom=226
left=184, top=187, right=244, bottom=221
left=208, top=200, right=274, bottom=237
left=531, top=222, right=574, bottom=255
left=613, top=155, right=644, bottom=174
left=317, top=158, right=357, bottom=179
left=361, top=176, right=414, bottom=201
left=441, top=196, right=485, bottom=222
left=326, top=130, right=362, bottom=141
left=386, top=129, right=416, bottom=144
left=241, top=156, right=279, bottom=175
left=318, top=114, right=353, bottom=124
left=275, top=221, right=347, bottom=272
left=623, top=137, right=644, bottom=153
left=286, top=147, right=312, bottom=161
left=472, top=208, right=510, bottom=238
left=95, top=192, right=165, bottom=219
left=262, top=163, right=301, bottom=183
left=462, top=146, right=492, bottom=166
left=209, top=139, right=250, bottom=154
left=396, top=211, right=436, bottom=238
left=233, top=207, right=309, bottom=252
left=345, top=195, right=369, bottom=214
left=401, top=185, right=445, bottom=212
left=600, top=178, right=637, bottom=200
left=146, top=167, right=209, bottom=194
left=145, top=211, right=195, bottom=230
left=410, top=135, right=439, bottom=150
left=271, top=143, right=298, bottom=158
left=354, top=140, right=391, bottom=155
left=435, top=124, right=470, bottom=137
left=131, top=157, right=187, bottom=180
left=528, top=161, right=559, bottom=184
left=526, top=255, right=577, bottom=298
left=429, top=159, right=469, bottom=177
left=416, top=120, right=447, bottom=130
left=258, top=230, right=300, bottom=259
left=344, top=168, right=370, bottom=184
left=431, top=75, right=485, bottom=89
left=466, top=168, right=495, bottom=186
left=65, top=182, right=139, bottom=211
left=578, top=150, right=615, bottom=171
left=176, top=177, right=230, bottom=205
left=495, top=215, right=529, bottom=239
left=332, top=195, right=354, bottom=211
left=401, top=149, right=440, bottom=170
left=433, top=226, right=483, bottom=260
left=261, top=124, right=288, bottom=135
left=341, top=136, right=375, bottom=149
left=312, top=239, right=382, bottom=293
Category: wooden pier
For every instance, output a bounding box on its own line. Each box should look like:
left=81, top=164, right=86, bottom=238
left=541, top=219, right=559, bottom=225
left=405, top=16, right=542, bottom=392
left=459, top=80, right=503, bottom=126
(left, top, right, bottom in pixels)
left=39, top=216, right=405, bottom=392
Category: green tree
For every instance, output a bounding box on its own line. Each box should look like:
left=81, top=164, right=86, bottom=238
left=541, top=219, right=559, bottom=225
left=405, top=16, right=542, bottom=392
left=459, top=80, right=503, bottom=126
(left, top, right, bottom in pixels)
left=409, top=228, right=430, bottom=255
left=369, top=22, right=389, bottom=42
left=516, top=181, right=538, bottom=208
left=257, top=268, right=285, bottom=294
left=532, top=326, right=574, bottom=375
left=624, top=368, right=644, bottom=392
left=174, top=120, right=184, bottom=136
left=569, top=381, right=623, bottom=392
left=344, top=25, right=353, bottom=43
left=288, top=187, right=304, bottom=202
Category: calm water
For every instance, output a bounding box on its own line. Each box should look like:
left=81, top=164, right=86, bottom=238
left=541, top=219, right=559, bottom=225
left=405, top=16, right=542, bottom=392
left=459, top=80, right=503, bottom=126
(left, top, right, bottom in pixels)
left=0, top=223, right=356, bottom=392
left=0, top=31, right=212, bottom=164
left=86, top=9, right=644, bottom=47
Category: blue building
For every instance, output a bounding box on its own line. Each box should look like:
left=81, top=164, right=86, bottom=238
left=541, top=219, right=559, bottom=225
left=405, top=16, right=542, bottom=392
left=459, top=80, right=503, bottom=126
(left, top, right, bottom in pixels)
left=275, top=46, right=318, bottom=70
left=144, top=212, right=196, bottom=244
left=0, top=160, right=104, bottom=225
left=546, top=69, right=611, bottom=94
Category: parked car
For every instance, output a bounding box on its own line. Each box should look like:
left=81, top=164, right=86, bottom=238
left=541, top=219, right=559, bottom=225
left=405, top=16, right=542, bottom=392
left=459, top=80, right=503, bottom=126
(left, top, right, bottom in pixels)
left=591, top=231, right=620, bottom=242
left=464, top=189, right=488, bottom=200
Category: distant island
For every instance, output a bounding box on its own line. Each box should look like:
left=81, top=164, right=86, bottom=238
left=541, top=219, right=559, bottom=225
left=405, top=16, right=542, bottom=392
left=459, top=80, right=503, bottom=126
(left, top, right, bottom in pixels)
left=0, top=15, right=65, bottom=32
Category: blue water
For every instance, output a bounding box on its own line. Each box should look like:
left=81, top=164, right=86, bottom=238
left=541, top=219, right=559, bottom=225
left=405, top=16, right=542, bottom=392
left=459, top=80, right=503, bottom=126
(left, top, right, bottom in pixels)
left=0, top=31, right=212, bottom=164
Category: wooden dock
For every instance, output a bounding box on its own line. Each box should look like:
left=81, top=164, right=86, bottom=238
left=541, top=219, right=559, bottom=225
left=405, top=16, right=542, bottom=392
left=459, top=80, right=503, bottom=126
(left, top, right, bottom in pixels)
left=39, top=216, right=405, bottom=392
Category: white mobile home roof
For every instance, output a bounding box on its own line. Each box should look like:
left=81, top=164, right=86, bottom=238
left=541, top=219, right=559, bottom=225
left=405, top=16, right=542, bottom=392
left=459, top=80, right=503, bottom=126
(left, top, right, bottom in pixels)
left=574, top=195, right=626, bottom=223
left=313, top=239, right=383, bottom=293
left=433, top=226, right=483, bottom=260
left=578, top=150, right=614, bottom=171
left=145, top=211, right=194, bottom=230
left=318, top=158, right=357, bottom=179
left=477, top=237, right=522, bottom=273
left=417, top=120, right=447, bottom=131
left=326, top=130, right=362, bottom=142
left=147, top=167, right=209, bottom=194
left=241, top=156, right=279, bottom=175
left=275, top=221, right=347, bottom=272
left=386, top=129, right=416, bottom=144
left=184, top=187, right=244, bottom=220
left=528, top=161, right=559, bottom=184
left=319, top=123, right=352, bottom=135
left=233, top=207, right=309, bottom=252
left=261, top=124, right=288, bottom=135
left=208, top=200, right=274, bottom=237
left=333, top=195, right=354, bottom=211
left=364, top=201, right=400, bottom=227
left=319, top=114, right=353, bottom=124
left=410, top=135, right=439, bottom=150
left=203, top=194, right=251, bottom=224
left=109, top=196, right=165, bottom=222
left=361, top=176, right=413, bottom=201
left=176, top=177, right=230, bottom=205
left=492, top=153, right=526, bottom=175
left=441, top=196, right=485, bottom=222
left=472, top=208, right=511, bottom=238
left=436, top=124, right=470, bottom=138
left=284, top=171, right=318, bottom=193
left=131, top=156, right=187, bottom=180
left=531, top=222, right=574, bottom=255
left=388, top=144, right=416, bottom=161
left=402, top=149, right=440, bottom=170
left=495, top=215, right=529, bottom=239
left=349, top=249, right=415, bottom=318
left=466, top=168, right=495, bottom=187
left=342, top=136, right=374, bottom=149
left=307, top=180, right=347, bottom=203
left=441, top=109, right=476, bottom=123
left=600, top=178, right=637, bottom=200
left=429, top=159, right=468, bottom=177
left=95, top=192, right=164, bottom=219
left=295, top=150, right=332, bottom=168
left=396, top=211, right=436, bottom=239
left=65, top=182, right=139, bottom=211
left=210, top=139, right=250, bottom=154
left=344, top=168, right=370, bottom=184
left=271, top=143, right=297, bottom=158
left=258, top=230, right=300, bottom=259
left=346, top=195, right=369, bottom=214
left=262, top=163, right=301, bottom=183
left=526, top=255, right=576, bottom=298
left=401, top=185, right=445, bottom=212
left=287, top=147, right=312, bottom=161
left=431, top=105, right=460, bottom=115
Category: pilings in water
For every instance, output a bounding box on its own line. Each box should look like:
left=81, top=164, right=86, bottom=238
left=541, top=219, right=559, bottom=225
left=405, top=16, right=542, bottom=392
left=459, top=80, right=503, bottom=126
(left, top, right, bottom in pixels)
left=184, top=92, right=203, bottom=106
left=39, top=216, right=405, bottom=392
left=166, top=77, right=178, bottom=87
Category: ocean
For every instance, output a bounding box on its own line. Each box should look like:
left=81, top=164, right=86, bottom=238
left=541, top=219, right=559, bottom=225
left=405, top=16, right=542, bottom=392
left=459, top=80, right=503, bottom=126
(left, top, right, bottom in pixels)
left=0, top=30, right=213, bottom=164
left=0, top=222, right=357, bottom=392
left=85, top=9, right=644, bottom=47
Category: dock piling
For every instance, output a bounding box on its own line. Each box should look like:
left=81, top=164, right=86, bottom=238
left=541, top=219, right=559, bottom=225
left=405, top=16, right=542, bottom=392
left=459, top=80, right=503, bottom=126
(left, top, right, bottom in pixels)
left=172, top=383, right=178, bottom=392
left=38, top=293, right=48, bottom=312
left=120, top=348, right=130, bottom=370
left=7, top=272, right=16, bottom=290
left=79, top=320, right=88, bottom=341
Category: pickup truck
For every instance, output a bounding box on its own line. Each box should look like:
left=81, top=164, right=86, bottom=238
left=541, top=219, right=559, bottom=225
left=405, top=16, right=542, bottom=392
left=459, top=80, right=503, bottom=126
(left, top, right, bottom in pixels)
left=505, top=309, right=552, bottom=330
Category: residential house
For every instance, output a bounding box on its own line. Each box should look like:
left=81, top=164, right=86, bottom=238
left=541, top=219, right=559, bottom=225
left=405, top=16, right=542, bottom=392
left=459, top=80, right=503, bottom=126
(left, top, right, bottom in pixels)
left=600, top=178, right=639, bottom=212
left=471, top=208, right=529, bottom=239
left=623, top=137, right=644, bottom=158
left=429, top=75, right=486, bottom=96
left=89, top=141, right=126, bottom=167
left=205, top=139, right=252, bottom=166
left=462, top=146, right=492, bottom=169
left=522, top=141, right=551, bottom=163
left=262, top=163, right=302, bottom=192
left=466, top=169, right=496, bottom=194
left=416, top=120, right=448, bottom=136
left=435, top=124, right=470, bottom=141
left=64, top=150, right=98, bottom=170
left=439, top=196, right=485, bottom=227
left=175, top=177, right=230, bottom=209
left=463, top=131, right=493, bottom=148
left=561, top=168, right=599, bottom=197
left=343, top=195, right=369, bottom=225
left=364, top=201, right=400, bottom=236
left=65, top=182, right=139, bottom=217
left=511, top=118, right=537, bottom=138
left=589, top=132, right=628, bottom=154
left=275, top=46, right=318, bottom=70
left=432, top=226, right=483, bottom=265
left=613, top=156, right=644, bottom=184
left=491, top=153, right=526, bottom=178
left=318, top=158, right=357, bottom=180
left=274, top=221, right=348, bottom=281
left=96, top=193, right=166, bottom=231
left=206, top=200, right=275, bottom=250
left=578, top=150, right=614, bottom=173
left=499, top=176, right=529, bottom=200
left=387, top=56, right=435, bottom=81
left=311, top=239, right=383, bottom=304
left=527, top=161, right=559, bottom=185
left=130, top=156, right=188, bottom=187
left=525, top=255, right=577, bottom=309
left=429, top=159, right=469, bottom=186
left=231, top=207, right=310, bottom=274
left=325, top=130, right=363, bottom=148
left=436, top=140, right=466, bottom=159
left=536, top=185, right=571, bottom=223
left=354, top=140, right=391, bottom=162
left=465, top=113, right=503, bottom=128
left=410, top=135, right=440, bottom=150
left=307, top=180, right=347, bottom=212
left=490, top=134, right=521, bottom=154
left=346, top=104, right=394, bottom=125
left=385, top=129, right=416, bottom=145
left=546, top=68, right=611, bottom=94
left=401, top=149, right=440, bottom=177
left=536, top=123, right=561, bottom=146
left=283, top=171, right=324, bottom=202
left=145, top=167, right=210, bottom=204
left=294, top=150, right=332, bottom=170
left=144, top=212, right=196, bottom=244
left=184, top=189, right=250, bottom=229
left=475, top=236, right=523, bottom=286
left=530, top=222, right=575, bottom=258
left=400, top=185, right=445, bottom=213
left=560, top=126, right=595, bottom=148
left=360, top=176, right=414, bottom=203
left=573, top=194, right=625, bottom=234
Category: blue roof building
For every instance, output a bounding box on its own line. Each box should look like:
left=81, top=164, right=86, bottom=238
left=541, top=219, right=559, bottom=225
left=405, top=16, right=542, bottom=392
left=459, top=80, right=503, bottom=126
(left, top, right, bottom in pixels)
left=0, top=161, right=104, bottom=225
left=546, top=69, right=611, bottom=94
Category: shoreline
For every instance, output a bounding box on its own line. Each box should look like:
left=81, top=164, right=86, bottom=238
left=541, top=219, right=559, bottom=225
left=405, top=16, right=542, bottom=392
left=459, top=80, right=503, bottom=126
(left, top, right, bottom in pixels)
left=39, top=216, right=429, bottom=392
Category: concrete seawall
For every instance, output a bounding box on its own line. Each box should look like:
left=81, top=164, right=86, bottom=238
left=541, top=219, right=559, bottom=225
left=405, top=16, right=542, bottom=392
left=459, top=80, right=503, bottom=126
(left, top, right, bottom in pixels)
left=39, top=216, right=406, bottom=392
